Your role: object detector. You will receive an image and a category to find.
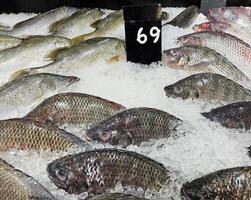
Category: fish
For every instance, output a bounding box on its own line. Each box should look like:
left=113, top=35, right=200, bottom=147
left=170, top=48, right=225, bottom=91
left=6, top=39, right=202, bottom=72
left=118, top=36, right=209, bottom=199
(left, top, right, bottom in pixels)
left=86, top=193, right=147, bottom=200
left=0, top=118, right=85, bottom=151
left=193, top=21, right=251, bottom=45
left=14, top=37, right=126, bottom=76
left=0, top=158, right=57, bottom=199
left=0, top=35, right=22, bottom=50
left=86, top=107, right=183, bottom=147
left=0, top=73, right=79, bottom=115
left=72, top=10, right=123, bottom=45
left=164, top=73, right=251, bottom=104
left=25, top=93, right=125, bottom=128
left=1, top=6, right=79, bottom=37
left=163, top=5, right=199, bottom=28
left=181, top=166, right=251, bottom=200
left=47, top=148, right=170, bottom=194
left=177, top=31, right=251, bottom=67
left=51, top=9, right=104, bottom=38
left=208, top=7, right=251, bottom=31
left=162, top=46, right=250, bottom=83
left=0, top=35, right=71, bottom=84
left=201, top=101, right=251, bottom=130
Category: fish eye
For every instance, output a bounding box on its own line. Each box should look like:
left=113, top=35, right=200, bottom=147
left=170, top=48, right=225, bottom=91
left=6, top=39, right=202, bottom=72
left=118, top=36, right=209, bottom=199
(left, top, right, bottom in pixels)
left=99, top=130, right=111, bottom=141
left=174, top=86, right=183, bottom=94
left=55, top=168, right=68, bottom=182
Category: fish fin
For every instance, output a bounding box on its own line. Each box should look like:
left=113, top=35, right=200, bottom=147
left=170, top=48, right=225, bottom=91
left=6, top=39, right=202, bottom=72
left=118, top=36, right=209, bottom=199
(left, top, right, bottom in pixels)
left=71, top=34, right=92, bottom=45
left=9, top=68, right=37, bottom=81
left=45, top=47, right=70, bottom=61
left=106, top=55, right=120, bottom=64
left=90, top=20, right=101, bottom=29
left=49, top=18, right=65, bottom=33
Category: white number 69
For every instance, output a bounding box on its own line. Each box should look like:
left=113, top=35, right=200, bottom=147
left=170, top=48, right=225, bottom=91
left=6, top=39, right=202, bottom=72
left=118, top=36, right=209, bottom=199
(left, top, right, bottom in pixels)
left=136, top=27, right=160, bottom=44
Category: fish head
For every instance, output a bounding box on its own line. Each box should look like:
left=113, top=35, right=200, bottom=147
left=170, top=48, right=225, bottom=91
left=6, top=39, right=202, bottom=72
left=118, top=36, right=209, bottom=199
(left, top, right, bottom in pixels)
left=193, top=22, right=230, bottom=32
left=47, top=156, right=89, bottom=194
left=177, top=34, right=204, bottom=46
left=163, top=48, right=190, bottom=68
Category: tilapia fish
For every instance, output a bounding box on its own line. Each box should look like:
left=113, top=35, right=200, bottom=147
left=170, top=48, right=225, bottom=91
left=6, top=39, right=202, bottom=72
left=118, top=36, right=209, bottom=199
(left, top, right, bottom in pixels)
left=164, top=73, right=251, bottom=104
left=86, top=107, right=183, bottom=147
left=18, top=37, right=126, bottom=75
left=177, top=31, right=251, bottom=66
left=0, top=35, right=22, bottom=50
left=47, top=148, right=170, bottom=194
left=0, top=73, right=79, bottom=115
left=72, top=10, right=123, bottom=45
left=25, top=93, right=125, bottom=128
left=0, top=158, right=57, bottom=200
left=1, top=6, right=79, bottom=37
left=163, top=5, right=199, bottom=28
left=163, top=46, right=250, bottom=83
left=87, top=193, right=147, bottom=200
left=0, top=118, right=85, bottom=151
left=201, top=101, right=251, bottom=130
left=51, top=9, right=104, bottom=38
left=193, top=21, right=251, bottom=45
left=208, top=7, right=251, bottom=31
left=181, top=166, right=251, bottom=200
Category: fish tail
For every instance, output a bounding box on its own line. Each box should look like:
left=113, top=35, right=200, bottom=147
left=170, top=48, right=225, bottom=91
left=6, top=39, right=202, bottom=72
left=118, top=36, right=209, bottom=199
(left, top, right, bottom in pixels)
left=9, top=68, right=38, bottom=81
left=71, top=34, right=90, bottom=45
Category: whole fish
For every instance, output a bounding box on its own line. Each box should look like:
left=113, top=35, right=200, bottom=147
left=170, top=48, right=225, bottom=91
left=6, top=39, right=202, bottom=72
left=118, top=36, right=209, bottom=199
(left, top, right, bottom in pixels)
left=193, top=21, right=251, bottom=45
left=0, top=73, right=79, bottom=115
left=0, top=35, right=22, bottom=50
left=51, top=9, right=104, bottom=38
left=162, top=46, right=250, bottom=83
left=208, top=7, right=251, bottom=31
left=86, top=107, right=183, bottom=147
left=181, top=166, right=251, bottom=200
left=201, top=101, right=251, bottom=130
left=1, top=6, right=79, bottom=37
left=15, top=37, right=126, bottom=76
left=86, top=193, right=147, bottom=200
left=164, top=73, right=251, bottom=104
left=163, top=5, right=199, bottom=28
left=0, top=158, right=57, bottom=199
left=25, top=93, right=125, bottom=128
left=72, top=10, right=123, bottom=45
left=47, top=148, right=170, bottom=194
left=0, top=35, right=71, bottom=83
left=0, top=118, right=85, bottom=151
left=177, top=31, right=251, bottom=66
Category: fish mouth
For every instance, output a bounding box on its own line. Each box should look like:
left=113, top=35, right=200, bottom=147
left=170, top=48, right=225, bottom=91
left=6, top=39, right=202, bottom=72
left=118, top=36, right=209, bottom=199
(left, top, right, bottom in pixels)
left=67, top=76, right=80, bottom=86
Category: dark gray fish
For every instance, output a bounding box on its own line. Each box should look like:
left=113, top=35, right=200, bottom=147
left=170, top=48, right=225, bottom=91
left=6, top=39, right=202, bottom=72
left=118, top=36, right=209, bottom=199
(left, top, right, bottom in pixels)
left=86, top=193, right=147, bottom=200
left=181, top=166, right=251, bottom=200
left=47, top=148, right=170, bottom=194
left=86, top=107, right=183, bottom=147
left=163, top=6, right=199, bottom=28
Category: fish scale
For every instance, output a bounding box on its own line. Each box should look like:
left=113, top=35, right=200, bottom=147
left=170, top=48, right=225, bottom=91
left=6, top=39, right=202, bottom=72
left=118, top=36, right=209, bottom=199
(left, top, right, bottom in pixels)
left=47, top=148, right=170, bottom=195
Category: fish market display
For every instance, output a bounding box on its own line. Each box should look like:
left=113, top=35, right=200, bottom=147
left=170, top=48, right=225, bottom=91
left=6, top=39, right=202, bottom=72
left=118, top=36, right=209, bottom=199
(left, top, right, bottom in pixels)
left=0, top=35, right=22, bottom=50
left=193, top=21, right=251, bottom=45
left=178, top=31, right=251, bottom=67
left=72, top=10, right=123, bottom=45
left=25, top=93, right=125, bottom=128
left=162, top=46, right=250, bottom=83
left=47, top=148, right=170, bottom=194
left=201, top=101, right=251, bottom=130
left=1, top=6, right=79, bottom=37
left=0, top=158, right=57, bottom=200
left=86, top=193, right=147, bottom=200
left=181, top=166, right=251, bottom=199
left=0, top=73, right=79, bottom=115
left=51, top=9, right=104, bottom=38
left=0, top=118, right=85, bottom=151
left=164, top=73, right=251, bottom=103
left=163, top=5, right=199, bottom=28
left=86, top=107, right=183, bottom=147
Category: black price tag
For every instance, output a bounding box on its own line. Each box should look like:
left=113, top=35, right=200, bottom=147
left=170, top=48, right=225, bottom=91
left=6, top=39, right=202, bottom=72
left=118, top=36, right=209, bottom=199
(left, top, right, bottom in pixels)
left=200, top=0, right=226, bottom=14
left=123, top=4, right=162, bottom=65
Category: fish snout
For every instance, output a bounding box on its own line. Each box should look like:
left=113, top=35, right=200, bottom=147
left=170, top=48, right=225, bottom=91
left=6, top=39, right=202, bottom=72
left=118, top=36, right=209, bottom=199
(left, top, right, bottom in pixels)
left=67, top=76, right=80, bottom=85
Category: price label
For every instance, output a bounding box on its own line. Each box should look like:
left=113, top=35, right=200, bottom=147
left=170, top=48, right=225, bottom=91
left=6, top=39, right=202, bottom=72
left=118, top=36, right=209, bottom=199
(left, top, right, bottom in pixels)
left=137, top=27, right=161, bottom=44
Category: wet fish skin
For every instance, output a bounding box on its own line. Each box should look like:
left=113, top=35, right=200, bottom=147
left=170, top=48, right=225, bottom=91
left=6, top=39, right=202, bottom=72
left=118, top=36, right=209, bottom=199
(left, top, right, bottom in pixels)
left=201, top=101, right=251, bottom=130
left=86, top=193, right=147, bottom=200
left=0, top=73, right=79, bottom=115
left=86, top=107, right=182, bottom=147
left=181, top=166, right=251, bottom=200
left=0, top=158, right=57, bottom=200
left=51, top=9, right=104, bottom=38
left=47, top=148, right=169, bottom=194
left=164, top=73, right=251, bottom=104
left=177, top=31, right=251, bottom=66
left=0, top=118, right=85, bottom=151
left=25, top=93, right=125, bottom=128
left=0, top=35, right=22, bottom=50
left=163, top=5, right=199, bottom=28
left=162, top=46, right=250, bottom=83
